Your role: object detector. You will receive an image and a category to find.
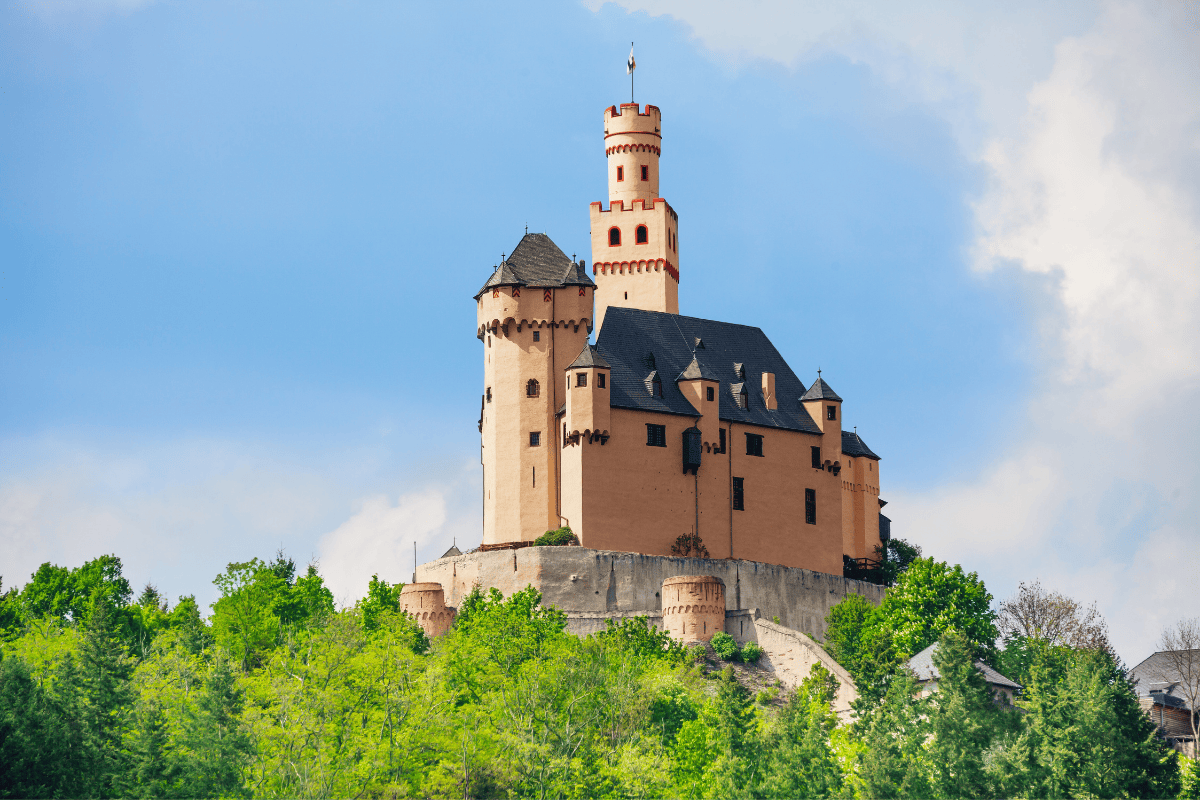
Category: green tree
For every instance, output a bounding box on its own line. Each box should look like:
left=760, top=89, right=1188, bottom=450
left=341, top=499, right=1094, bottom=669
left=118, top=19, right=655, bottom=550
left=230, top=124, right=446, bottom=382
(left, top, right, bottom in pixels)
left=993, top=646, right=1180, bottom=798
left=358, top=573, right=403, bottom=631
left=704, top=667, right=760, bottom=798
left=876, top=557, right=998, bottom=660
left=759, top=665, right=844, bottom=799
left=176, top=658, right=252, bottom=797
left=926, top=630, right=1004, bottom=799
left=0, top=656, right=79, bottom=798
left=854, top=668, right=933, bottom=799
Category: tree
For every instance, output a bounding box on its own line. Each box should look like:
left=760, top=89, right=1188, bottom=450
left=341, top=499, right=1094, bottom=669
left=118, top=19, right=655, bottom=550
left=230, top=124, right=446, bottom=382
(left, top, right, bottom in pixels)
left=1155, top=616, right=1200, bottom=756
left=0, top=656, right=78, bottom=798
left=358, top=573, right=403, bottom=632
left=926, top=630, right=1004, bottom=799
left=877, top=537, right=922, bottom=586
left=875, top=557, right=998, bottom=661
left=854, top=668, right=932, bottom=799
left=997, top=579, right=1110, bottom=651
left=999, top=646, right=1180, bottom=798
left=758, top=665, right=844, bottom=799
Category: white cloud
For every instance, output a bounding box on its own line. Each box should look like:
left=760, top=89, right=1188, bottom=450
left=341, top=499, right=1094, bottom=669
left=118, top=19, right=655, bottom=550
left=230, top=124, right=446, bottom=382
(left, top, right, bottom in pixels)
left=591, top=0, right=1200, bottom=659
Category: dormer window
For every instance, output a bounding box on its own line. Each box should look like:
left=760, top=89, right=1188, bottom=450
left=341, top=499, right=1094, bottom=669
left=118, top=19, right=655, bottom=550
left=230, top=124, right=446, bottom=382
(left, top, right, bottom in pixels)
left=731, top=383, right=747, bottom=409
left=644, top=370, right=662, bottom=397
left=636, top=225, right=648, bottom=244
left=609, top=227, right=621, bottom=246
left=734, top=363, right=746, bottom=381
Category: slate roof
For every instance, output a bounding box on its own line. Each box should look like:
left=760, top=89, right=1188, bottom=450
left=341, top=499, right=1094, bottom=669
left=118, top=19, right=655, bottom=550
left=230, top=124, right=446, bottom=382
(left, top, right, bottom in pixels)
left=474, top=233, right=596, bottom=298
left=677, top=355, right=720, bottom=382
left=802, top=376, right=843, bottom=402
left=842, top=430, right=881, bottom=461
left=567, top=344, right=611, bottom=369
left=593, top=307, right=823, bottom=433
left=908, top=642, right=1022, bottom=690
left=440, top=544, right=462, bottom=559
left=1129, top=650, right=1200, bottom=710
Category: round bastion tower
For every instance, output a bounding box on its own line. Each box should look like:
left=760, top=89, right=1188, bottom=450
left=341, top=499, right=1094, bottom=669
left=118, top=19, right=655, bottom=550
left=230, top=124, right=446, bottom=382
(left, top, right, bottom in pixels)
left=399, top=582, right=455, bottom=638
left=661, top=575, right=725, bottom=644
left=590, top=103, right=680, bottom=332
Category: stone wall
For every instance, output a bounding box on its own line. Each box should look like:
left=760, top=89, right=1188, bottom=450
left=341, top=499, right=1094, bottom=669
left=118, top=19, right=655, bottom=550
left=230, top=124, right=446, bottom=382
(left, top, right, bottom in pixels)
left=415, top=546, right=885, bottom=640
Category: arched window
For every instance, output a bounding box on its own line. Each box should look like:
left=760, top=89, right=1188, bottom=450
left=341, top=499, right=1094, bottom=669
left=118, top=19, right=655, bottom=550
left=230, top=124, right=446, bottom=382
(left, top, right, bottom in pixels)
left=636, top=225, right=648, bottom=244
left=609, top=227, right=621, bottom=246
left=526, top=379, right=539, bottom=398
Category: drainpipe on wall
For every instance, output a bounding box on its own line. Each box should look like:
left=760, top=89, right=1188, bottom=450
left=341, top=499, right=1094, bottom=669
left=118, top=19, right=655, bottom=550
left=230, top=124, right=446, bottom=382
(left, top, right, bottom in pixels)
left=728, top=420, right=734, bottom=560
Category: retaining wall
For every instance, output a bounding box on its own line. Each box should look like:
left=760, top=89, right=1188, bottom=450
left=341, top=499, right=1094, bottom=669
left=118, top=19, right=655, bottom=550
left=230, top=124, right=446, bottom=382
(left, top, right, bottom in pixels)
left=415, top=546, right=885, bottom=640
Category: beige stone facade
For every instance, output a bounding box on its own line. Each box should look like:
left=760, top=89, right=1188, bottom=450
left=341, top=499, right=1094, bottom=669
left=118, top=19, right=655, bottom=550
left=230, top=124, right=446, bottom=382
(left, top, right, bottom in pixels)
left=474, top=101, right=888, bottom=579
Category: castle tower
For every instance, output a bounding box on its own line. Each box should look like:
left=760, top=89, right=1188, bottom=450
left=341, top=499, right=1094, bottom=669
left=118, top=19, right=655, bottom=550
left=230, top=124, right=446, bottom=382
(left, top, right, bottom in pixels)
left=399, top=582, right=455, bottom=638
left=590, top=103, right=680, bottom=332
left=475, top=233, right=594, bottom=545
left=661, top=575, right=726, bottom=643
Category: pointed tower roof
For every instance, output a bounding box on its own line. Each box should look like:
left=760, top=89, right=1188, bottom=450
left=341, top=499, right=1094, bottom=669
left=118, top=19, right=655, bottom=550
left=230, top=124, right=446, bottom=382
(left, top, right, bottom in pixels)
left=801, top=375, right=843, bottom=402
left=474, top=232, right=595, bottom=298
left=567, top=343, right=611, bottom=369
left=676, top=355, right=719, bottom=382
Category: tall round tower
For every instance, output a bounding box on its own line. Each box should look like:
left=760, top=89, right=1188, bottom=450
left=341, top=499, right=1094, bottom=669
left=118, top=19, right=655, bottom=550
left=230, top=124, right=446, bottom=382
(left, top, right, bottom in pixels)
left=475, top=233, right=594, bottom=545
left=661, top=575, right=725, bottom=643
left=605, top=103, right=661, bottom=205
left=590, top=103, right=680, bottom=332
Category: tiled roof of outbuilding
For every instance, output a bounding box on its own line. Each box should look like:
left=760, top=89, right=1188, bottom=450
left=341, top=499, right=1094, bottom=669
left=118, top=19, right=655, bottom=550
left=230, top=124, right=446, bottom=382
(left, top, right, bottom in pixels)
left=842, top=430, right=881, bottom=461
left=802, top=376, right=843, bottom=402
left=594, top=307, right=823, bottom=433
left=474, top=233, right=596, bottom=298
left=1129, top=650, right=1200, bottom=709
left=567, top=344, right=611, bottom=369
left=908, top=642, right=1022, bottom=690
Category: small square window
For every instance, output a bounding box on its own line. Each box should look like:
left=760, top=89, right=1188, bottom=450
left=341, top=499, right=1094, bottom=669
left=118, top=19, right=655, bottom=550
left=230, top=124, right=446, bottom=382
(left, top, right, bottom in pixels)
left=827, top=405, right=837, bottom=421
left=805, top=488, right=816, bottom=524
left=640, top=165, right=648, bottom=181
left=646, top=423, right=666, bottom=447
left=533, top=331, right=540, bottom=342
left=598, top=372, right=606, bottom=389
left=529, top=432, right=541, bottom=447
left=745, top=433, right=763, bottom=457
left=577, top=372, right=588, bottom=388
left=706, top=386, right=715, bottom=401
left=733, top=477, right=744, bottom=510
left=616, top=165, right=624, bottom=181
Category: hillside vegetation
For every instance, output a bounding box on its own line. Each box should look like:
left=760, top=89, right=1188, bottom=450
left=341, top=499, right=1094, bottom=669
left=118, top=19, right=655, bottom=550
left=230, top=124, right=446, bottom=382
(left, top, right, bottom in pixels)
left=0, top=552, right=1189, bottom=799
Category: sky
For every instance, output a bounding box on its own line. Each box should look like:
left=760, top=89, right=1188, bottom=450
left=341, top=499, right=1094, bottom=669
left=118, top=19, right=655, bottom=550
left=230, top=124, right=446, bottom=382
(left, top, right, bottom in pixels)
left=2, top=0, right=1197, bottom=664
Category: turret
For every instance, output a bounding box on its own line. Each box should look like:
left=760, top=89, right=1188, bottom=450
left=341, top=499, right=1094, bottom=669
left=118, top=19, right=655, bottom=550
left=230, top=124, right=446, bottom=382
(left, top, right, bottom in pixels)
left=564, top=344, right=611, bottom=442
left=591, top=103, right=680, bottom=332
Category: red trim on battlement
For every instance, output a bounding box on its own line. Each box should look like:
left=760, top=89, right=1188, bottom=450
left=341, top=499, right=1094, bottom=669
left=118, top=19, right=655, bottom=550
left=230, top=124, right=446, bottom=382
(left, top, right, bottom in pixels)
left=591, top=258, right=680, bottom=284
left=605, top=132, right=662, bottom=140
left=606, top=103, right=661, bottom=118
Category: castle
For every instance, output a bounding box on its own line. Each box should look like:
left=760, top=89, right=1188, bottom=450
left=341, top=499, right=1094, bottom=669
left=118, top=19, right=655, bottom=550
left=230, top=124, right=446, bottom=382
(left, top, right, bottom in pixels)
left=474, top=102, right=889, bottom=577
left=405, top=102, right=893, bottom=709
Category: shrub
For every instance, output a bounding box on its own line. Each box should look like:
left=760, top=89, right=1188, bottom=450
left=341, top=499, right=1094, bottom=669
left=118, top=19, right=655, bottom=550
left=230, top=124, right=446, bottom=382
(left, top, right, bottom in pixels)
left=670, top=533, right=710, bottom=558
left=710, top=631, right=740, bottom=661
left=533, top=526, right=576, bottom=546
left=741, top=641, right=763, bottom=663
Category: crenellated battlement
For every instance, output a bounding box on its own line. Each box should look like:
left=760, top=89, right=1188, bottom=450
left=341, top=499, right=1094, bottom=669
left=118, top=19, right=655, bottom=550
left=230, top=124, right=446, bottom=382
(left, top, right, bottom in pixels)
left=592, top=258, right=679, bottom=283
left=605, top=103, right=661, bottom=131
left=590, top=198, right=677, bottom=221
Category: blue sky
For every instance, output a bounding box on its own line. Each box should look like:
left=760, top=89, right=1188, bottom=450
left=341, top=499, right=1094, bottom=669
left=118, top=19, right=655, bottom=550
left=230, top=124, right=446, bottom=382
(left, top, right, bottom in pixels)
left=3, top=0, right=1197, bottom=662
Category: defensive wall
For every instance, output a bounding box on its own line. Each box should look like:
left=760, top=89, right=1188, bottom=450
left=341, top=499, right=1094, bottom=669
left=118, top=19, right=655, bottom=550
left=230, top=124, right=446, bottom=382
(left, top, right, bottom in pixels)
left=415, top=545, right=885, bottom=641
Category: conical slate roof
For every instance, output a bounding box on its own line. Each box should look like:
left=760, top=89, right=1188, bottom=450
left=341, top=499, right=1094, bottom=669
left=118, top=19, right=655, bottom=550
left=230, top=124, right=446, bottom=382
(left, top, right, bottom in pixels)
left=676, top=355, right=719, bottom=382
left=801, top=376, right=842, bottom=402
left=567, top=343, right=610, bottom=369
left=474, top=232, right=595, bottom=298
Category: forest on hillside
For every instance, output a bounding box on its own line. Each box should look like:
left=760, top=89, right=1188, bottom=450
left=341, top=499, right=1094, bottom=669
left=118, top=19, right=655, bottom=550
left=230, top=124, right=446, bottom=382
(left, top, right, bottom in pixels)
left=0, top=550, right=1195, bottom=799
